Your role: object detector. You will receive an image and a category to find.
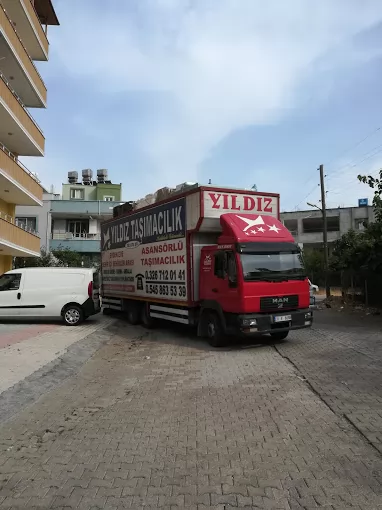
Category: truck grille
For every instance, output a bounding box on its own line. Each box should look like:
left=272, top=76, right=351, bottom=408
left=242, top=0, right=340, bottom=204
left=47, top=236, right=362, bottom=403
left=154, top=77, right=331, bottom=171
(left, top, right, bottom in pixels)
left=260, top=295, right=299, bottom=311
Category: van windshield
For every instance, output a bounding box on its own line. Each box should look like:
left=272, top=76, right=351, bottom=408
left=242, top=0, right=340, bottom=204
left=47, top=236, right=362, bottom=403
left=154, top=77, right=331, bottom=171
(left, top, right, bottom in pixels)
left=240, top=252, right=305, bottom=281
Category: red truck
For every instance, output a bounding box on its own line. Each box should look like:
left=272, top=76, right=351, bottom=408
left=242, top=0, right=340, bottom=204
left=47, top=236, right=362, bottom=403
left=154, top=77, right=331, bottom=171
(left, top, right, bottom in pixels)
left=100, top=184, right=312, bottom=346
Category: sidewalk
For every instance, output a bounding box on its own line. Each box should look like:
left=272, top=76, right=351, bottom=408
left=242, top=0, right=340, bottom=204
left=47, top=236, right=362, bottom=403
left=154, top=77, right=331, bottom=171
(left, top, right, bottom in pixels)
left=0, top=317, right=114, bottom=395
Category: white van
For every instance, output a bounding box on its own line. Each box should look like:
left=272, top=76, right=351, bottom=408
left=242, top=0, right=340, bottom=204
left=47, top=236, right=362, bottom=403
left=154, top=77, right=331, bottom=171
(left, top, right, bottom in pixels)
left=0, top=267, right=100, bottom=326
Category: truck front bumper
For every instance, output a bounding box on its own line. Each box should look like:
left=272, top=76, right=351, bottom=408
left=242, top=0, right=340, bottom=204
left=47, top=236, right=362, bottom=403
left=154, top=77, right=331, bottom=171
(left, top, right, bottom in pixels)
left=235, top=308, right=312, bottom=336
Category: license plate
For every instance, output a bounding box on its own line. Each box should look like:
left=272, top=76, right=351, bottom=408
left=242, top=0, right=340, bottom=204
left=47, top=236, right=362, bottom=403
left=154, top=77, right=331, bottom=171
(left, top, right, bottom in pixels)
left=274, top=314, right=292, bottom=323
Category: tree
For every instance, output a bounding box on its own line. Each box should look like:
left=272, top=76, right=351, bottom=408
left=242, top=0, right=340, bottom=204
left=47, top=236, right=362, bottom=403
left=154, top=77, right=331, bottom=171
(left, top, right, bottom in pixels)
left=303, top=249, right=325, bottom=284
left=14, top=247, right=87, bottom=269
left=358, top=168, right=382, bottom=222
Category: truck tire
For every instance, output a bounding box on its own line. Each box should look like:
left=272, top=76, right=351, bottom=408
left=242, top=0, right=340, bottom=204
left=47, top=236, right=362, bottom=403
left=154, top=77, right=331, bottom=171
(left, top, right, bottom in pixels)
left=63, top=304, right=84, bottom=326
left=127, top=305, right=140, bottom=325
left=141, top=303, right=156, bottom=329
left=205, top=312, right=226, bottom=348
left=270, top=331, right=289, bottom=341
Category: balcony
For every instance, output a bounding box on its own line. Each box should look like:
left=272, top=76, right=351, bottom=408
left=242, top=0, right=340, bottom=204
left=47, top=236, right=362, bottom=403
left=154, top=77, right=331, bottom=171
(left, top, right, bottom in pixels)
left=0, top=213, right=40, bottom=256
left=0, top=143, right=43, bottom=205
left=50, top=233, right=101, bottom=253
left=0, top=6, right=47, bottom=106
left=1, top=0, right=49, bottom=61
left=50, top=200, right=124, bottom=218
left=0, top=73, right=45, bottom=156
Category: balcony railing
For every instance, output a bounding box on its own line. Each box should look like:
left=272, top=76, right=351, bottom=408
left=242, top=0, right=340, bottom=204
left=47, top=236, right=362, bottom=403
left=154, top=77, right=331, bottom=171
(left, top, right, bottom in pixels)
left=51, top=232, right=101, bottom=241
left=0, top=141, right=41, bottom=182
left=0, top=71, right=43, bottom=134
left=0, top=210, right=38, bottom=235
left=0, top=5, right=47, bottom=102
left=23, top=0, right=49, bottom=56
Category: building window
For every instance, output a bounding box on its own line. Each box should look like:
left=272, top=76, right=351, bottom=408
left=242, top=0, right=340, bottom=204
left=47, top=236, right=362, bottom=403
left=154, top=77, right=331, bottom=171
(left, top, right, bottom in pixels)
left=104, top=196, right=115, bottom=201
left=354, top=218, right=367, bottom=231
left=283, top=219, right=298, bottom=236
left=67, top=220, right=89, bottom=237
left=16, top=217, right=37, bottom=232
left=302, top=216, right=340, bottom=233
left=70, top=188, right=84, bottom=200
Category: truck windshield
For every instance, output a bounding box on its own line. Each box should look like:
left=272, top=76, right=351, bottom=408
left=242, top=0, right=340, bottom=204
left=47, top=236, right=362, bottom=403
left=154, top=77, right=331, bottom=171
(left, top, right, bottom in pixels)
left=240, top=252, right=305, bottom=281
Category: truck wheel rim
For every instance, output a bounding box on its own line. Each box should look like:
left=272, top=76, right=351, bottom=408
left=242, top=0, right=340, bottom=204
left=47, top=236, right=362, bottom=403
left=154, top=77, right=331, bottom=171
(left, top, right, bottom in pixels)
left=207, top=322, right=215, bottom=337
left=65, top=309, right=80, bottom=324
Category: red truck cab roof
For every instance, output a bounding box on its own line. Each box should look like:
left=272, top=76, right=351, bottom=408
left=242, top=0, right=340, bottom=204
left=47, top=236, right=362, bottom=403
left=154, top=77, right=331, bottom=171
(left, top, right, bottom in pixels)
left=218, top=213, right=295, bottom=245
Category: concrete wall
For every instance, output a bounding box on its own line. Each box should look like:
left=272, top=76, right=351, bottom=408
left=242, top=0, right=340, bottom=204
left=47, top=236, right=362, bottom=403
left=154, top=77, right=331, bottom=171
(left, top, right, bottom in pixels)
left=61, top=183, right=122, bottom=201
left=281, top=206, right=374, bottom=246
left=15, top=199, right=51, bottom=251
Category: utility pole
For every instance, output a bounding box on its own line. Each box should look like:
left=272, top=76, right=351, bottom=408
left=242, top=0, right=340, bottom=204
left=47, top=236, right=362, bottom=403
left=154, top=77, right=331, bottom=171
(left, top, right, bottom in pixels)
left=319, top=164, right=330, bottom=298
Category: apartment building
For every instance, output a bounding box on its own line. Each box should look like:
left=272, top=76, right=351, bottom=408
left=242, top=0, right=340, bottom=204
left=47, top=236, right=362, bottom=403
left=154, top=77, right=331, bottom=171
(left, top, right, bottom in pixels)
left=0, top=0, right=59, bottom=273
left=16, top=169, right=123, bottom=264
left=281, top=204, right=375, bottom=250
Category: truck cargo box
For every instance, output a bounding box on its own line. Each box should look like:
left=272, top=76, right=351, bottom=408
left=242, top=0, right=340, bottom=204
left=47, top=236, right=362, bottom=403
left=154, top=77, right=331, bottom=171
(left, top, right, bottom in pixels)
left=101, top=186, right=279, bottom=306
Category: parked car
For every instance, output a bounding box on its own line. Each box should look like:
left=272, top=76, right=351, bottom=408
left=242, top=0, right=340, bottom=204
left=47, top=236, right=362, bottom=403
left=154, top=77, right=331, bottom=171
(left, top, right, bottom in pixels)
left=308, top=279, right=319, bottom=293
left=0, top=267, right=100, bottom=325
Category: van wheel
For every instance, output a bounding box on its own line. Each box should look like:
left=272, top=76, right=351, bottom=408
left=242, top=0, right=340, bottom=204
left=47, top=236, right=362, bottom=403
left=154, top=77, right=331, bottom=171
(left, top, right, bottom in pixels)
left=63, top=305, right=84, bottom=326
left=205, top=312, right=226, bottom=348
left=127, top=305, right=140, bottom=325
left=141, top=303, right=155, bottom=329
left=270, top=331, right=289, bottom=341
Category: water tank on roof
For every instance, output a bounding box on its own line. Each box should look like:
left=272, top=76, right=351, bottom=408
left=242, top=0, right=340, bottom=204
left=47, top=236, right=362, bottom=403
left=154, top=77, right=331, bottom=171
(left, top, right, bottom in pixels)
left=82, top=168, right=93, bottom=184
left=68, top=171, right=78, bottom=183
left=97, top=169, right=108, bottom=183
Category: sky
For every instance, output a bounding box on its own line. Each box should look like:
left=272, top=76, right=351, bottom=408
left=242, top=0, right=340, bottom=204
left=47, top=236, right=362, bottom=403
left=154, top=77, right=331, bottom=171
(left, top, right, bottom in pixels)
left=22, top=0, right=382, bottom=211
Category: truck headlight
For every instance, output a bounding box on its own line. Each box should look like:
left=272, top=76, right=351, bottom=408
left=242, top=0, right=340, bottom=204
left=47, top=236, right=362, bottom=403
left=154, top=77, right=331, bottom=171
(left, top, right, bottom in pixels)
left=241, top=318, right=257, bottom=327
left=305, top=312, right=312, bottom=319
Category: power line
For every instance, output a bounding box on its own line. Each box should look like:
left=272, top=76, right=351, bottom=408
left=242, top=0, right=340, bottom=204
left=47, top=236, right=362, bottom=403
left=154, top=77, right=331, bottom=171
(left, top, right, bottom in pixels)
left=293, top=181, right=319, bottom=210
left=326, top=143, right=382, bottom=183
left=325, top=126, right=381, bottom=170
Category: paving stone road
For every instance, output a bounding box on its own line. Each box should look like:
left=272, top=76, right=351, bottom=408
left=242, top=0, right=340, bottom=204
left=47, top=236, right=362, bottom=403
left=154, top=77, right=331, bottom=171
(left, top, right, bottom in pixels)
left=0, top=313, right=381, bottom=509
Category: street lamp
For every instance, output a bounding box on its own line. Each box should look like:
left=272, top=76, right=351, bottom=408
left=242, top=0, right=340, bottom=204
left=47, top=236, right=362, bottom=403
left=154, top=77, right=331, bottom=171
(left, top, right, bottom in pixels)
left=307, top=202, right=330, bottom=298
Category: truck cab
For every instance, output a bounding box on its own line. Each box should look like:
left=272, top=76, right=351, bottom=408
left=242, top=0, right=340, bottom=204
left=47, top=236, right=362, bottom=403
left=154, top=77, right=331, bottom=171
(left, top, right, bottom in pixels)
left=198, top=213, right=312, bottom=345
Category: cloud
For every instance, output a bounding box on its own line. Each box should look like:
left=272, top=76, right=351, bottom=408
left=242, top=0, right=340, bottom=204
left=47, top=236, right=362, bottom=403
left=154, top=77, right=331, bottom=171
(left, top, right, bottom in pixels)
left=45, top=0, right=382, bottom=190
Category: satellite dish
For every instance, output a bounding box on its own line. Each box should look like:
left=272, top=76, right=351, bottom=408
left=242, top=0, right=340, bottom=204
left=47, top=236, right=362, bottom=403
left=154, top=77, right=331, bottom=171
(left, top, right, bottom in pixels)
left=251, top=184, right=257, bottom=191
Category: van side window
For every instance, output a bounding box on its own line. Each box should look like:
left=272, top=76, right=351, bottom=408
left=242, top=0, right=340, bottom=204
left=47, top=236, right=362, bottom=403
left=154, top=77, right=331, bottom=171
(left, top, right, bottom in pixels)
left=214, top=252, right=225, bottom=279
left=0, top=274, right=21, bottom=291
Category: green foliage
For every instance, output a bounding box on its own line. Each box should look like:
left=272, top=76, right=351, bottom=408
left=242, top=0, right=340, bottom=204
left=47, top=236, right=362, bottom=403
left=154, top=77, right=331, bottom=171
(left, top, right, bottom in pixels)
left=14, top=247, right=92, bottom=269
left=330, top=169, right=382, bottom=275
left=358, top=168, right=382, bottom=222
left=304, top=249, right=325, bottom=278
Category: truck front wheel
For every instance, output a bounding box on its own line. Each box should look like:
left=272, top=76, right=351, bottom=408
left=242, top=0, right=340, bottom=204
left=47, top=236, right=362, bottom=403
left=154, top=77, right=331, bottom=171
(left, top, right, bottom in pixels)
left=205, top=312, right=226, bottom=348
left=270, top=331, right=289, bottom=341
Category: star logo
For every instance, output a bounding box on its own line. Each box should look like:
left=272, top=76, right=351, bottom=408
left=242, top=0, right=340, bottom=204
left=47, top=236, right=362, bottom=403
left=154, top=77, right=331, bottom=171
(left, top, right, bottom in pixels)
left=268, top=224, right=281, bottom=233
left=250, top=230, right=258, bottom=235
left=257, top=227, right=265, bottom=233
left=236, top=215, right=265, bottom=232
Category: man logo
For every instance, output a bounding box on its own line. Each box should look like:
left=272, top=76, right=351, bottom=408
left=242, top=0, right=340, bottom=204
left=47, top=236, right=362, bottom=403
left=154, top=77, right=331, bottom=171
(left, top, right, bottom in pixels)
left=272, top=297, right=289, bottom=308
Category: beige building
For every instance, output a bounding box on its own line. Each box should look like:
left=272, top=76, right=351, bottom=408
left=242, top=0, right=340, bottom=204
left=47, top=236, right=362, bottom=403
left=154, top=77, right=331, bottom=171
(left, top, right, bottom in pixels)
left=0, top=0, right=59, bottom=274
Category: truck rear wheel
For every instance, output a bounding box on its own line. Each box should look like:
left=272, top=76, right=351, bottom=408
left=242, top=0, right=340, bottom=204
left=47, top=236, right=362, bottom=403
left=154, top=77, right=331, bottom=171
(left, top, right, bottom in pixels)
left=270, top=331, right=289, bottom=341
left=141, top=303, right=156, bottom=329
left=127, top=305, right=140, bottom=325
left=205, top=312, right=226, bottom=348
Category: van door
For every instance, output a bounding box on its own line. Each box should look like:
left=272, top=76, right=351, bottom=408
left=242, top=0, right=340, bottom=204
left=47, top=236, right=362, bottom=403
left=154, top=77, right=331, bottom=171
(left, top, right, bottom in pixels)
left=0, top=272, right=23, bottom=317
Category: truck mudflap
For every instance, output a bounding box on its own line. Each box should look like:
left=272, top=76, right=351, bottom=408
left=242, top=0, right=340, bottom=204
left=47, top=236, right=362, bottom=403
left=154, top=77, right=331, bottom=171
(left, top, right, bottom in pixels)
left=232, top=308, right=312, bottom=336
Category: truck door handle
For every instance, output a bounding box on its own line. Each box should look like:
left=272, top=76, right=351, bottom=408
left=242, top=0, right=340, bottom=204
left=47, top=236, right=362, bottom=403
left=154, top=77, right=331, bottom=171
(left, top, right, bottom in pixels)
left=212, top=288, right=218, bottom=293
left=17, top=293, right=21, bottom=300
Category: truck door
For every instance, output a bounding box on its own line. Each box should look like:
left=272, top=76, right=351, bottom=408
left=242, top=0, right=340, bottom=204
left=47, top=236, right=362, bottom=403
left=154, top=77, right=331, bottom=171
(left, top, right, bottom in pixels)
left=212, top=250, right=240, bottom=313
left=0, top=272, right=23, bottom=317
